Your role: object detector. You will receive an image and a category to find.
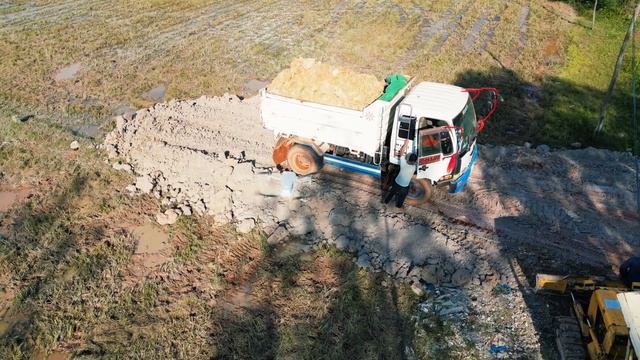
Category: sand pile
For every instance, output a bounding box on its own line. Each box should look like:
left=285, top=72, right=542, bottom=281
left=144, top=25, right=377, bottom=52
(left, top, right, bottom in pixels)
left=268, top=58, right=385, bottom=110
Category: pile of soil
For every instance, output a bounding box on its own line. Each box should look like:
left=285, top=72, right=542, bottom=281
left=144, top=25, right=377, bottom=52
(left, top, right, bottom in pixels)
left=268, top=58, right=385, bottom=110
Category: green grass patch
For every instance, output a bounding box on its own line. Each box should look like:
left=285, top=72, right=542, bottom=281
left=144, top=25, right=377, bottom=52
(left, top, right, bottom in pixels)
left=543, top=5, right=639, bottom=150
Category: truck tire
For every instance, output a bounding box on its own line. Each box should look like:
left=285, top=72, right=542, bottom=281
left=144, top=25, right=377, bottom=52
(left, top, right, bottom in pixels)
left=287, top=144, right=323, bottom=176
left=405, top=178, right=433, bottom=206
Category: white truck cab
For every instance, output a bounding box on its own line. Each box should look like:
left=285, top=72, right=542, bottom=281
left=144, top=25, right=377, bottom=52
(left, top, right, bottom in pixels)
left=388, top=82, right=496, bottom=198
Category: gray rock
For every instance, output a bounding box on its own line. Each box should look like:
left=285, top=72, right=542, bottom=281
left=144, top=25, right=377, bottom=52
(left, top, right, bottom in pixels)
left=192, top=200, right=207, bottom=215
left=536, top=144, right=550, bottom=153
left=288, top=215, right=314, bottom=236
left=267, top=226, right=289, bottom=245
left=451, top=268, right=473, bottom=286
left=420, top=265, right=439, bottom=284
left=236, top=218, right=255, bottom=234
left=70, top=140, right=80, bottom=150
left=12, top=114, right=34, bottom=123
left=356, top=253, right=371, bottom=269
left=523, top=142, right=532, bottom=149
left=135, top=175, right=154, bottom=194
left=156, top=209, right=179, bottom=225
left=334, top=234, right=350, bottom=250
left=571, top=142, right=581, bottom=149
left=179, top=205, right=192, bottom=216
left=112, top=162, right=133, bottom=172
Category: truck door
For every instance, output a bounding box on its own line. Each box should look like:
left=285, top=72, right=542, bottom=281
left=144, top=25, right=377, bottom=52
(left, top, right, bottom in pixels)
left=416, top=127, right=458, bottom=183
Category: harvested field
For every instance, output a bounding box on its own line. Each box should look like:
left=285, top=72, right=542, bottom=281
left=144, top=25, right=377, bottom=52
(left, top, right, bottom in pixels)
left=1, top=0, right=575, bottom=145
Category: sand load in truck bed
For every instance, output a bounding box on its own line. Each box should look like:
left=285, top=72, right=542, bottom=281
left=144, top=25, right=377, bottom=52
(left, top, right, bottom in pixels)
left=268, top=58, right=385, bottom=111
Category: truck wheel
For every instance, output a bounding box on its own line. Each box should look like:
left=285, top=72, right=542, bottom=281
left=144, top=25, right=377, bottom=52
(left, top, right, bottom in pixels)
left=405, top=178, right=433, bottom=206
left=287, top=144, right=323, bottom=176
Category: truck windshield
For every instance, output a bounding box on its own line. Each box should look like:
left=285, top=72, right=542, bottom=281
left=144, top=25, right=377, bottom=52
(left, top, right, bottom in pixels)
left=453, top=98, right=477, bottom=154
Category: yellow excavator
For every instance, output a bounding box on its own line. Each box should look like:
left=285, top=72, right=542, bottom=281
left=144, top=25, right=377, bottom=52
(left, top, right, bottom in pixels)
left=536, top=274, right=640, bottom=360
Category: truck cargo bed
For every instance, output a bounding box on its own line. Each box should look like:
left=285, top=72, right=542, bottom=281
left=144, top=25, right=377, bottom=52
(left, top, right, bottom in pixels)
left=260, top=85, right=407, bottom=157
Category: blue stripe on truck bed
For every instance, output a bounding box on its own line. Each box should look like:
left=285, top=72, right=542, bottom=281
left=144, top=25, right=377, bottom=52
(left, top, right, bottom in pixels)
left=323, top=154, right=382, bottom=178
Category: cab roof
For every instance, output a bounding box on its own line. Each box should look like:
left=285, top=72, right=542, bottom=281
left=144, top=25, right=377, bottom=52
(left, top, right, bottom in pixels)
left=401, top=82, right=470, bottom=122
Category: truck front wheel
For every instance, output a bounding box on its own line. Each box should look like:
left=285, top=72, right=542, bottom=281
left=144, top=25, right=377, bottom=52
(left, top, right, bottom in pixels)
left=405, top=178, right=433, bottom=206
left=287, top=144, right=323, bottom=176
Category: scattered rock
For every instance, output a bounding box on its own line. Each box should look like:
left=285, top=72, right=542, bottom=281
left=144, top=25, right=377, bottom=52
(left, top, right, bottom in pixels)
left=288, top=215, right=314, bottom=236
left=536, top=144, right=550, bottom=153
left=356, top=253, right=371, bottom=269
left=156, top=209, right=179, bottom=225
left=236, top=218, right=255, bottom=234
left=451, top=268, right=473, bottom=286
left=267, top=226, right=289, bottom=245
left=192, top=199, right=207, bottom=216
left=411, top=282, right=425, bottom=297
left=334, top=234, right=350, bottom=250
left=179, top=204, right=192, bottom=216
left=11, top=114, right=33, bottom=123
left=112, top=162, right=133, bottom=172
left=135, top=175, right=155, bottom=194
left=69, top=141, right=80, bottom=150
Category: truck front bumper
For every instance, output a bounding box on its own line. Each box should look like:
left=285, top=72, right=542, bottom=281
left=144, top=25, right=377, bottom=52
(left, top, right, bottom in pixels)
left=449, top=145, right=478, bottom=194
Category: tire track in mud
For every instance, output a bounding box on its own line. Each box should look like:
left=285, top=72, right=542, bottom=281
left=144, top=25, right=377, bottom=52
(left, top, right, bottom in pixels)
left=431, top=1, right=472, bottom=53
left=318, top=168, right=611, bottom=269
left=0, top=0, right=81, bottom=29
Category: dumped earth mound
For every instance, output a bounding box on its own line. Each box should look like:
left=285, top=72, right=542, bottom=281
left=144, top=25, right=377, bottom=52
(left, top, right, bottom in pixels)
left=104, top=93, right=639, bottom=272
left=268, top=58, right=385, bottom=110
left=105, top=93, right=639, bottom=358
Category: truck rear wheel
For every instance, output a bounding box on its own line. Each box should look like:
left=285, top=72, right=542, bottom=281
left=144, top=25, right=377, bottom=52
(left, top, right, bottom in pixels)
left=287, top=144, right=323, bottom=176
left=405, top=178, right=433, bottom=206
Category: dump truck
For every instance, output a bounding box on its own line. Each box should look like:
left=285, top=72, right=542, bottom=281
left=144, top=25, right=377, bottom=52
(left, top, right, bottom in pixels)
left=260, top=74, right=499, bottom=205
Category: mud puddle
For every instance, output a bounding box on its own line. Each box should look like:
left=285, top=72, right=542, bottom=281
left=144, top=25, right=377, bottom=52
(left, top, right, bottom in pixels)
left=0, top=189, right=30, bottom=212
left=131, top=223, right=171, bottom=268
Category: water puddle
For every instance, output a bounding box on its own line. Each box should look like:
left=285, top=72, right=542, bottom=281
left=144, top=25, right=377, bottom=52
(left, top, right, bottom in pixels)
left=0, top=189, right=30, bottom=212
left=142, top=84, right=167, bottom=102
left=53, top=62, right=81, bottom=81
left=131, top=223, right=170, bottom=268
left=243, top=79, right=268, bottom=95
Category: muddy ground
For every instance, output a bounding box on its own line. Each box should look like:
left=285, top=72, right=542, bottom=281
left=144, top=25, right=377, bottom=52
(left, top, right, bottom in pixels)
left=104, top=94, right=640, bottom=358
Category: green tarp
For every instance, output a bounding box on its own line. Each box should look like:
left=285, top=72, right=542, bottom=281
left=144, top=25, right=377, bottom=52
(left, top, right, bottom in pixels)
left=379, top=74, right=408, bottom=101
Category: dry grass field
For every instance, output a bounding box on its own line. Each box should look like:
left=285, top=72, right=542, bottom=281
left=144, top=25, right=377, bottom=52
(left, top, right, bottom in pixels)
left=1, top=1, right=638, bottom=359
left=1, top=0, right=579, bottom=140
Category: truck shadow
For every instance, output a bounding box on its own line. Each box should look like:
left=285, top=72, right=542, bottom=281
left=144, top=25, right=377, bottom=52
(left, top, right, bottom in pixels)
left=453, top=66, right=640, bottom=358
left=456, top=66, right=634, bottom=151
